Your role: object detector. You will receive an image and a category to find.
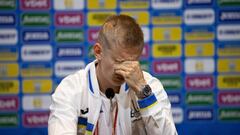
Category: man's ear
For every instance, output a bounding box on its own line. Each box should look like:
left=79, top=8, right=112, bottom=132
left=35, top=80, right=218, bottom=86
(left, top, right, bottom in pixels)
left=93, top=43, right=103, bottom=60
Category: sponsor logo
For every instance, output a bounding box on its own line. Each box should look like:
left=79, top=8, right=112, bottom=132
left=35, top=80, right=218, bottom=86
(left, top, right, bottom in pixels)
left=218, top=92, right=240, bottom=106
left=55, top=12, right=83, bottom=26
left=23, top=30, right=50, bottom=42
left=57, top=46, right=84, bottom=58
left=20, top=0, right=50, bottom=10
left=218, top=75, right=240, bottom=89
left=0, top=96, right=19, bottom=111
left=55, top=29, right=84, bottom=43
left=153, top=43, right=181, bottom=58
left=21, top=63, right=52, bottom=77
left=55, top=61, right=85, bottom=77
left=153, top=27, right=182, bottom=41
left=0, top=63, right=19, bottom=77
left=218, top=108, right=240, bottom=121
left=0, top=47, right=18, bottom=61
left=21, top=45, right=52, bottom=61
left=186, top=76, right=214, bottom=90
left=119, top=0, right=149, bottom=9
left=217, top=25, right=240, bottom=41
left=218, top=0, right=240, bottom=7
left=153, top=60, right=182, bottom=74
left=186, top=92, right=214, bottom=105
left=185, top=42, right=214, bottom=57
left=53, top=0, right=84, bottom=10
left=187, top=109, right=213, bottom=120
left=0, top=80, right=19, bottom=94
left=152, top=0, right=182, bottom=9
left=187, top=0, right=212, bottom=6
left=152, top=10, right=182, bottom=25
left=157, top=76, right=181, bottom=90
left=21, top=13, right=50, bottom=26
left=88, top=12, right=116, bottom=26
left=185, top=58, right=214, bottom=74
left=88, top=28, right=100, bottom=42
left=87, top=0, right=117, bottom=9
left=172, top=107, right=183, bottom=124
left=0, top=29, right=17, bottom=45
left=141, top=44, right=149, bottom=59
left=168, top=93, right=181, bottom=104
left=23, top=112, right=49, bottom=127
left=140, top=61, right=149, bottom=72
left=121, top=11, right=149, bottom=25
left=217, top=58, right=240, bottom=73
left=22, top=95, right=51, bottom=111
left=23, top=79, right=52, bottom=94
left=0, top=0, right=16, bottom=10
left=88, top=45, right=95, bottom=59
left=218, top=43, right=240, bottom=57
left=185, top=26, right=214, bottom=41
left=184, top=9, right=214, bottom=25
left=142, top=27, right=150, bottom=42
left=0, top=113, right=18, bottom=127
left=0, top=13, right=15, bottom=25
left=220, top=10, right=240, bottom=22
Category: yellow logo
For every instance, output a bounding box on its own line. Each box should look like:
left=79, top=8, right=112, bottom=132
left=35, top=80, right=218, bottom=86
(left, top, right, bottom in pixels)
left=88, top=12, right=116, bottom=26
left=23, top=79, right=52, bottom=94
left=185, top=30, right=214, bottom=41
left=218, top=75, right=240, bottom=89
left=152, top=14, right=181, bottom=25
left=185, top=43, right=214, bottom=57
left=0, top=63, right=18, bottom=77
left=0, top=80, right=19, bottom=94
left=152, top=43, right=181, bottom=58
left=121, top=11, right=149, bottom=25
left=87, top=0, right=116, bottom=9
left=119, top=0, right=149, bottom=9
left=153, top=27, right=182, bottom=41
left=218, top=46, right=240, bottom=57
left=218, top=59, right=240, bottom=73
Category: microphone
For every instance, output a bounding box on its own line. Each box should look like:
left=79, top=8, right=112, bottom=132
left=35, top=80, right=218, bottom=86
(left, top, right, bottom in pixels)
left=105, top=88, right=115, bottom=112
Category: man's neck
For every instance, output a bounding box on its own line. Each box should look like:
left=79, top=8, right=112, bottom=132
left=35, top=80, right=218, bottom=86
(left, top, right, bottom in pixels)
left=95, top=63, right=120, bottom=94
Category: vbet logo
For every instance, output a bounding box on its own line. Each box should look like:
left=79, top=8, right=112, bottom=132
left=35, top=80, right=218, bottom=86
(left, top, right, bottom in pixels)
left=88, top=28, right=100, bottom=42
left=0, top=29, right=18, bottom=45
left=23, top=30, right=50, bottom=43
left=20, top=0, right=50, bottom=10
left=184, top=9, right=214, bottom=25
left=55, top=12, right=84, bottom=26
left=152, top=0, right=182, bottom=9
left=185, top=75, right=214, bottom=90
left=23, top=112, right=49, bottom=127
left=0, top=96, right=19, bottom=111
left=153, top=59, right=182, bottom=74
left=21, top=45, right=52, bottom=61
left=218, top=92, right=240, bottom=106
left=55, top=60, right=85, bottom=77
left=217, top=25, right=240, bottom=41
left=0, top=13, right=16, bottom=26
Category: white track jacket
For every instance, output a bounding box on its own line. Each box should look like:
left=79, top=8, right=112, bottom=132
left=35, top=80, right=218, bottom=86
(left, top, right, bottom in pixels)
left=48, top=60, right=178, bottom=135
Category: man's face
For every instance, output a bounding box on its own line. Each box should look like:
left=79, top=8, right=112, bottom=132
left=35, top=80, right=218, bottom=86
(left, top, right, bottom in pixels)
left=99, top=44, right=142, bottom=87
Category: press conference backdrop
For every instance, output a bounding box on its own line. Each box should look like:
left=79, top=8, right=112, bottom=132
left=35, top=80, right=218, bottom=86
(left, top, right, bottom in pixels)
left=0, top=0, right=240, bottom=135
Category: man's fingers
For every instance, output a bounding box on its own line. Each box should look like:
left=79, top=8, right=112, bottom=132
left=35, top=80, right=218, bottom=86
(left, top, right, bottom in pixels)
left=115, top=70, right=126, bottom=78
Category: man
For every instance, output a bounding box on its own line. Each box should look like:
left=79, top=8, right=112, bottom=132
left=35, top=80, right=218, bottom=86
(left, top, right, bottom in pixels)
left=48, top=14, right=178, bottom=135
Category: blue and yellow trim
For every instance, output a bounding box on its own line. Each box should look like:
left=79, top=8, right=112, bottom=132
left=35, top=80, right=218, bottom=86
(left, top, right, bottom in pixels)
left=138, top=94, right=158, bottom=110
left=86, top=122, right=94, bottom=134
left=88, top=70, right=94, bottom=94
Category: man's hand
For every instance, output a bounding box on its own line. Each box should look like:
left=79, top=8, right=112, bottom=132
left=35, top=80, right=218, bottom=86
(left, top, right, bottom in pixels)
left=114, top=61, right=146, bottom=93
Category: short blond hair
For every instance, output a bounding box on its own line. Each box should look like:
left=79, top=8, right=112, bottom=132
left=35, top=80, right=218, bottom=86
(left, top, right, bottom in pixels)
left=97, top=14, right=144, bottom=50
